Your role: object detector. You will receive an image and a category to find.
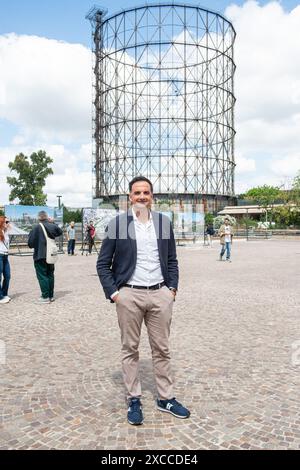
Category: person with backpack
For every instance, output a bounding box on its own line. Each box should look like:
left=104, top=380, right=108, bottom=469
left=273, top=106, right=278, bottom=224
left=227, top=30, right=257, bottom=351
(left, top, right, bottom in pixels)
left=28, top=211, right=62, bottom=304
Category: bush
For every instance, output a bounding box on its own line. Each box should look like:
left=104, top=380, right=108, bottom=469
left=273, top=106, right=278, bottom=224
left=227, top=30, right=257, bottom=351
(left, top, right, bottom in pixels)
left=213, top=214, right=236, bottom=229
left=205, top=212, right=214, bottom=225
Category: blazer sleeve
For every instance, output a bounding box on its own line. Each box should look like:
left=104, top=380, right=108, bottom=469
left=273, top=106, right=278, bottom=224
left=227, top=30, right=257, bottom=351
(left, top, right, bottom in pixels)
left=167, top=221, right=179, bottom=289
left=55, top=225, right=63, bottom=237
left=96, top=219, right=118, bottom=299
left=28, top=226, right=37, bottom=248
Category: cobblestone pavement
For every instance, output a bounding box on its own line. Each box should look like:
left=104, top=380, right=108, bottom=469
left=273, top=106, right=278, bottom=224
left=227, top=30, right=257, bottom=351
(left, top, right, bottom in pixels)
left=0, top=239, right=300, bottom=450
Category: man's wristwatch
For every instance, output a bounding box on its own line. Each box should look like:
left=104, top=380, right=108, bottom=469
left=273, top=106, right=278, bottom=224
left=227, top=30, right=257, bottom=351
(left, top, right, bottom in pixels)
left=169, top=287, right=177, bottom=293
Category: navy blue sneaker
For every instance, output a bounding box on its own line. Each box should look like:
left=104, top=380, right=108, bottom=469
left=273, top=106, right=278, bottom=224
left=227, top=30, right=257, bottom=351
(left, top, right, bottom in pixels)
left=127, top=397, right=143, bottom=425
left=157, top=397, right=190, bottom=419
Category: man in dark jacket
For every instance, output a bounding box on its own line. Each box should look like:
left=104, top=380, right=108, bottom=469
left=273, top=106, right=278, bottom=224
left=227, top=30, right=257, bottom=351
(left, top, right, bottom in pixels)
left=28, top=211, right=62, bottom=303
left=97, top=176, right=190, bottom=425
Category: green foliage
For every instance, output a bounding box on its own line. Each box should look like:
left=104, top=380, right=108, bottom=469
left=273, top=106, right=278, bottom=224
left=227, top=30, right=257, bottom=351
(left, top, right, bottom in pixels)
left=7, top=150, right=53, bottom=205
left=290, top=171, right=300, bottom=206
left=272, top=204, right=300, bottom=228
left=204, top=212, right=214, bottom=225
left=155, top=199, right=172, bottom=214
left=293, top=170, right=300, bottom=190
left=0, top=209, right=4, bottom=216
left=62, top=205, right=82, bottom=224
left=156, top=199, right=172, bottom=206
left=244, top=185, right=281, bottom=208
left=238, top=216, right=258, bottom=228
left=213, top=214, right=236, bottom=229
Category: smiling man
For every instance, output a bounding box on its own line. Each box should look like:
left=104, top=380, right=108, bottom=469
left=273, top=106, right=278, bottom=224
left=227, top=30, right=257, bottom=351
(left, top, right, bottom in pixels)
left=96, top=176, right=190, bottom=425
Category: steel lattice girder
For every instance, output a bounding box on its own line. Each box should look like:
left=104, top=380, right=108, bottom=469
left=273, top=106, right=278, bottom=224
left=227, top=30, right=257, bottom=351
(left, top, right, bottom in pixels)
left=87, top=3, right=236, bottom=198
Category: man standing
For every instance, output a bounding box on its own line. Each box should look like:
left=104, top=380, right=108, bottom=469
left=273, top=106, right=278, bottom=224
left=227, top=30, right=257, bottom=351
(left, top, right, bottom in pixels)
left=86, top=221, right=96, bottom=254
left=67, top=221, right=76, bottom=255
left=97, top=176, right=190, bottom=425
left=28, top=211, right=62, bottom=303
left=219, top=217, right=234, bottom=262
left=205, top=224, right=215, bottom=247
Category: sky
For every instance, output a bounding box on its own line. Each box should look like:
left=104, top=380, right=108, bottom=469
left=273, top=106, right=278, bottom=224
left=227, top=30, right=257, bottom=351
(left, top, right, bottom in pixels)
left=1, top=0, right=300, bottom=207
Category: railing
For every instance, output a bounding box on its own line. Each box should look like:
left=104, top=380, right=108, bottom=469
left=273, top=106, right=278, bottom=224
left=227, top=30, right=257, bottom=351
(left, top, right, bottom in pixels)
left=175, top=231, right=201, bottom=245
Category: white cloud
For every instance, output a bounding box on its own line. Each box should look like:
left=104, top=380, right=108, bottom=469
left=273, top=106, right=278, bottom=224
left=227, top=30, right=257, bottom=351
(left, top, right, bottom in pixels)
left=225, top=0, right=300, bottom=186
left=270, top=154, right=300, bottom=177
left=2, top=2, right=300, bottom=207
left=0, top=33, right=91, bottom=143
left=0, top=33, right=93, bottom=207
left=235, top=172, right=282, bottom=194
left=45, top=169, right=92, bottom=207
left=235, top=154, right=256, bottom=173
left=0, top=142, right=92, bottom=207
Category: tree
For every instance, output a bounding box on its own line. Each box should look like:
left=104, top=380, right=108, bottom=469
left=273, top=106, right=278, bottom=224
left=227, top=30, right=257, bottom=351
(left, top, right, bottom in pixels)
left=238, top=216, right=257, bottom=229
left=62, top=205, right=82, bottom=224
left=7, top=150, right=53, bottom=205
left=293, top=170, right=300, bottom=190
left=291, top=171, right=300, bottom=204
left=244, top=185, right=281, bottom=222
left=204, top=212, right=214, bottom=226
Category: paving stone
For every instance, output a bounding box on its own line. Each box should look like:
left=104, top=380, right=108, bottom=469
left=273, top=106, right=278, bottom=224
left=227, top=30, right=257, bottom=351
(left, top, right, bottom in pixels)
left=0, top=240, right=299, bottom=449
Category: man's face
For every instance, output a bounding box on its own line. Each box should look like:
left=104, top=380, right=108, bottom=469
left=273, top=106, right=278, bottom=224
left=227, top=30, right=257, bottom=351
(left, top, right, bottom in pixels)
left=225, top=219, right=229, bottom=225
left=129, top=181, right=153, bottom=210
left=71, top=222, right=75, bottom=228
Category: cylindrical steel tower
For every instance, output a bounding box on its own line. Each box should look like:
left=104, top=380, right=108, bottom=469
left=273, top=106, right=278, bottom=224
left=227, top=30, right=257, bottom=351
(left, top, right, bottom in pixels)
left=87, top=3, right=236, bottom=211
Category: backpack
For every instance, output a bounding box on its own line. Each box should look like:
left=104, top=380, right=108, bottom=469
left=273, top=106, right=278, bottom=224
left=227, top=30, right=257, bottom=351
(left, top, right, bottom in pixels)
left=39, top=223, right=58, bottom=264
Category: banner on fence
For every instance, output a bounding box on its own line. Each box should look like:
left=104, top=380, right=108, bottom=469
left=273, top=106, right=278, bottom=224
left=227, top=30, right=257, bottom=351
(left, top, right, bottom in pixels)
left=82, top=208, right=120, bottom=240
left=173, top=211, right=205, bottom=239
left=4, top=205, right=55, bottom=233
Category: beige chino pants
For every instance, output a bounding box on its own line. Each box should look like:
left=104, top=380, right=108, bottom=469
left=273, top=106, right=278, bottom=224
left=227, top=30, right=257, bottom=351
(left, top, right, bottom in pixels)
left=116, top=286, right=174, bottom=400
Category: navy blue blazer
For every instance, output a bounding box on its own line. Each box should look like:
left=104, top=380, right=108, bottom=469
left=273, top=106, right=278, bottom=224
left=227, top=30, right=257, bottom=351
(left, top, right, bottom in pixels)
left=96, top=210, right=179, bottom=300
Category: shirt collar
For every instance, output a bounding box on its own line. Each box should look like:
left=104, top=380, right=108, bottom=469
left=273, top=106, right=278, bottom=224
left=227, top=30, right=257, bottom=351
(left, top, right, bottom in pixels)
left=132, top=207, right=152, bottom=223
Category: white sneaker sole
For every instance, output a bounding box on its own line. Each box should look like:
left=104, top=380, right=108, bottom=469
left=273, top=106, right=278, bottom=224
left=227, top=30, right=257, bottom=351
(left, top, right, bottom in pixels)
left=127, top=419, right=143, bottom=425
left=157, top=406, right=190, bottom=419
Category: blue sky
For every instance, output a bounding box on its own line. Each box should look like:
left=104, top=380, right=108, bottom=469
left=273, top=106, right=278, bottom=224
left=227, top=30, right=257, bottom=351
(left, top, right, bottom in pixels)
left=5, top=204, right=54, bottom=220
left=1, top=0, right=299, bottom=46
left=1, top=0, right=300, bottom=206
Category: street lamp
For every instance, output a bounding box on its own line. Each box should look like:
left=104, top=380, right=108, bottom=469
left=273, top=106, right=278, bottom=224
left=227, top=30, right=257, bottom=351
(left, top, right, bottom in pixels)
left=56, top=195, right=63, bottom=253
left=56, top=195, right=62, bottom=210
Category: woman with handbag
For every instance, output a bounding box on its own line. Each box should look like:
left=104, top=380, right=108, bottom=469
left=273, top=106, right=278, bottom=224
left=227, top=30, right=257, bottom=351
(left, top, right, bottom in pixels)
left=0, top=216, right=12, bottom=304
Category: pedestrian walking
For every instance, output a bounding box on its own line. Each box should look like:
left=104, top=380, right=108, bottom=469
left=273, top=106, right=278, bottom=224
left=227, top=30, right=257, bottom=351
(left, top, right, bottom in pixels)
left=219, top=217, right=234, bottom=262
left=28, top=211, right=62, bottom=303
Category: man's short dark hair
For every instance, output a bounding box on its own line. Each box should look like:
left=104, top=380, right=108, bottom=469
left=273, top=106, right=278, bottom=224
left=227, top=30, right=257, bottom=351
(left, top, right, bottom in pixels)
left=38, top=211, right=48, bottom=221
left=129, top=176, right=153, bottom=193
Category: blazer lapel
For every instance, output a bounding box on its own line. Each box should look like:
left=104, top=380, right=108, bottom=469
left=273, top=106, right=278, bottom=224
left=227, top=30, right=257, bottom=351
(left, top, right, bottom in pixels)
left=152, top=211, right=162, bottom=255
left=127, top=208, right=137, bottom=254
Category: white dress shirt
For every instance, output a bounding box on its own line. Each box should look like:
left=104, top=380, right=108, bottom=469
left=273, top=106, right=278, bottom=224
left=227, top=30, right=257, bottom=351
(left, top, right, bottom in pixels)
left=127, top=210, right=164, bottom=286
